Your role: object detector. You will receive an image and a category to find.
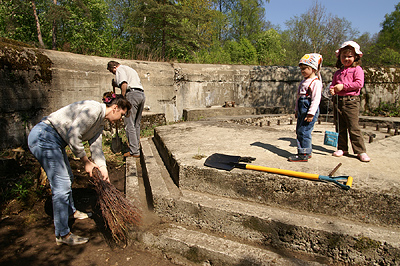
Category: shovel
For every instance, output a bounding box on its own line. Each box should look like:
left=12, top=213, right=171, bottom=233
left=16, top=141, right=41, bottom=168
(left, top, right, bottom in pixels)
left=204, top=153, right=353, bottom=190
left=111, top=85, right=122, bottom=153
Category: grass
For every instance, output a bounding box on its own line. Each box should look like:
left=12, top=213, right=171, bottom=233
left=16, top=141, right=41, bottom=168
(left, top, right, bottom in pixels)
left=0, top=150, right=44, bottom=212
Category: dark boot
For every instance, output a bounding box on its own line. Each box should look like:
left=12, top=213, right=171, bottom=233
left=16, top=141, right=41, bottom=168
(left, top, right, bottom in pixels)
left=288, top=154, right=309, bottom=162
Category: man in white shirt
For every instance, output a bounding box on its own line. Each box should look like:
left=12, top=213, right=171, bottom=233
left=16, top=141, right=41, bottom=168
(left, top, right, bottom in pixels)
left=107, top=61, right=146, bottom=157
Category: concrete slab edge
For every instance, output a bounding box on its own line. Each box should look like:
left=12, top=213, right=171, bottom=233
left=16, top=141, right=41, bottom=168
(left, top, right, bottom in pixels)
left=142, top=138, right=400, bottom=265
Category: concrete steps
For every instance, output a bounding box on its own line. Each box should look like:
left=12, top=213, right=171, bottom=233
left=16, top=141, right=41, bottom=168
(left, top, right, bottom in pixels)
left=133, top=138, right=326, bottom=265
left=130, top=137, right=400, bottom=265
left=140, top=224, right=325, bottom=266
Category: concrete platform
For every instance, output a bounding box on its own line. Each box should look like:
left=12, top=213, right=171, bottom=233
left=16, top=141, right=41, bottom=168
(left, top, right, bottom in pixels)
left=127, top=114, right=400, bottom=265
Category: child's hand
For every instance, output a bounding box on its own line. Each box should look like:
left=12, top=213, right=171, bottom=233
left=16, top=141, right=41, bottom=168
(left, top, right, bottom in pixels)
left=304, top=114, right=314, bottom=122
left=334, top=84, right=344, bottom=92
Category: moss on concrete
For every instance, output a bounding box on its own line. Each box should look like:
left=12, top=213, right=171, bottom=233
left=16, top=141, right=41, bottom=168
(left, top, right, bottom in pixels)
left=364, top=67, right=400, bottom=94
left=0, top=37, right=52, bottom=83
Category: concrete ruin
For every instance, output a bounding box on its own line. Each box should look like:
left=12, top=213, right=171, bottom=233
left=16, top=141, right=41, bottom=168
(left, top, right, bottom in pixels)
left=1, top=41, right=400, bottom=149
left=1, top=41, right=400, bottom=265
left=128, top=111, right=400, bottom=265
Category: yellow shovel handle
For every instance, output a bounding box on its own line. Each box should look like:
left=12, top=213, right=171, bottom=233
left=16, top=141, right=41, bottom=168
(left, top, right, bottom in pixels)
left=346, top=176, right=353, bottom=187
left=245, top=164, right=320, bottom=180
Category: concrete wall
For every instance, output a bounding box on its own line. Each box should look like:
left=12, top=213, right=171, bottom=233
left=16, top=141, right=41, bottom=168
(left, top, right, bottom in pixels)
left=1, top=46, right=399, bottom=149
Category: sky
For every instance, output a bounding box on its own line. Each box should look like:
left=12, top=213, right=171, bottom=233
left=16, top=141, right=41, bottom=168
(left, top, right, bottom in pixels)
left=264, top=0, right=399, bottom=36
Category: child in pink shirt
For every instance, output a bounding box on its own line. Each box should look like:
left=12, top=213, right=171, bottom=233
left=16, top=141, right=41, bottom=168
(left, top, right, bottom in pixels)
left=329, top=41, right=370, bottom=162
left=289, top=53, right=322, bottom=162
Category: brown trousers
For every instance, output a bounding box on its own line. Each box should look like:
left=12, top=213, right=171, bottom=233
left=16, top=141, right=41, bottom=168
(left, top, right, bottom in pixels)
left=333, top=95, right=366, bottom=154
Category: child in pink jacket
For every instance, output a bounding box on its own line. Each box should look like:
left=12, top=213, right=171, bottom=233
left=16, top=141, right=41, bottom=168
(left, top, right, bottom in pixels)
left=329, top=41, right=370, bottom=162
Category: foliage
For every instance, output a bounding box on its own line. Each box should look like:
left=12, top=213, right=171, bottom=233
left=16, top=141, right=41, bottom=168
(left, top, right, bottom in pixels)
left=121, top=0, right=216, bottom=61
left=378, top=2, right=400, bottom=51
left=54, top=0, right=114, bottom=56
left=0, top=150, right=46, bottom=211
left=367, top=2, right=400, bottom=67
left=0, top=0, right=38, bottom=46
left=367, top=102, right=400, bottom=117
left=282, top=2, right=358, bottom=66
left=193, top=39, right=231, bottom=64
left=224, top=37, right=257, bottom=65
left=0, top=0, right=400, bottom=66
left=227, top=0, right=266, bottom=43
left=255, top=28, right=285, bottom=65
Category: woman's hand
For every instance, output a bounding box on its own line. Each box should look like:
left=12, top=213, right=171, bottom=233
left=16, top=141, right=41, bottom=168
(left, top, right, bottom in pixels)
left=81, top=156, right=96, bottom=177
left=98, top=165, right=110, bottom=182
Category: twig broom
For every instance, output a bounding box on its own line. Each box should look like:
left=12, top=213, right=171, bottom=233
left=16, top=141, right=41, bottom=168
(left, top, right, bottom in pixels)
left=92, top=167, right=141, bottom=245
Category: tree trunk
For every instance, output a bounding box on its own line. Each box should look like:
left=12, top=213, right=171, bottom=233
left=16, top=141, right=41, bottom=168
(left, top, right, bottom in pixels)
left=52, top=0, right=57, bottom=50
left=31, top=0, right=45, bottom=48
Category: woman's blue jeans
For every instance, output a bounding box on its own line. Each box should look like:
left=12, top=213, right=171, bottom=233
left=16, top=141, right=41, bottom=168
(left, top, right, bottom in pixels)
left=296, top=97, right=319, bottom=155
left=28, top=122, right=76, bottom=237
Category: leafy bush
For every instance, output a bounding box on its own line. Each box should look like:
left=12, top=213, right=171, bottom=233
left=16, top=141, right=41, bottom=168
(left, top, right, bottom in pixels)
left=224, top=38, right=258, bottom=65
left=255, top=29, right=285, bottom=66
left=367, top=102, right=400, bottom=117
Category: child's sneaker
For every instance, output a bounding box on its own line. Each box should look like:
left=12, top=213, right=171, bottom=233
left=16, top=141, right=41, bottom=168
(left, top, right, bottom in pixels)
left=333, top=150, right=348, bottom=157
left=357, top=153, right=371, bottom=162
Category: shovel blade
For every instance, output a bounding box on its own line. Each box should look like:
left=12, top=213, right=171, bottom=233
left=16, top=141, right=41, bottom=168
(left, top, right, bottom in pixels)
left=111, top=134, right=122, bottom=153
left=204, top=153, right=241, bottom=171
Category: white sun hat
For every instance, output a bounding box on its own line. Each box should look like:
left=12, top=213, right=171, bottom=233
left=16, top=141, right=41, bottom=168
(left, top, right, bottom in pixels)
left=335, top=41, right=363, bottom=57
left=299, top=53, right=323, bottom=71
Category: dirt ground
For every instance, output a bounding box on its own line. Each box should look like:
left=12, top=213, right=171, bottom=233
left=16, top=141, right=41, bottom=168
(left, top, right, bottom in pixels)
left=0, top=151, right=179, bottom=266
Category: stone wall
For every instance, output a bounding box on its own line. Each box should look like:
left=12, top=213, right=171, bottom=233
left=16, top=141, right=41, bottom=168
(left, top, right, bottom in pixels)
left=1, top=45, right=399, bottom=149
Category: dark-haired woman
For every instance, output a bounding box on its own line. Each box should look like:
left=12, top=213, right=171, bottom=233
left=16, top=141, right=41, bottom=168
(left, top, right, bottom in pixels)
left=28, top=93, right=131, bottom=246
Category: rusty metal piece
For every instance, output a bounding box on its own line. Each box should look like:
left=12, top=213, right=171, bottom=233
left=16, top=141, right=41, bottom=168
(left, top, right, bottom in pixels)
left=328, top=163, right=342, bottom=177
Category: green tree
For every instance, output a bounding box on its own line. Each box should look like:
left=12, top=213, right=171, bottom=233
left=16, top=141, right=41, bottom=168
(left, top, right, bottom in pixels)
left=0, top=0, right=38, bottom=46
left=31, top=0, right=45, bottom=48
left=124, top=0, right=216, bottom=61
left=55, top=0, right=113, bottom=56
left=282, top=1, right=357, bottom=66
left=227, top=0, right=267, bottom=43
left=378, top=2, right=400, bottom=51
left=193, top=37, right=231, bottom=64
left=224, top=37, right=257, bottom=64
left=255, top=28, right=285, bottom=65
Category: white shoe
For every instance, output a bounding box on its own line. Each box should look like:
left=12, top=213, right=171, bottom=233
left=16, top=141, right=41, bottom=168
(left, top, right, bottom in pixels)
left=72, top=210, right=92, bottom=220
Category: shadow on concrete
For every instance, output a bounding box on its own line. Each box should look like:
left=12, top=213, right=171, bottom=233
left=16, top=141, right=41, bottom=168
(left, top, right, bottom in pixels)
left=250, top=141, right=293, bottom=159
left=251, top=137, right=337, bottom=159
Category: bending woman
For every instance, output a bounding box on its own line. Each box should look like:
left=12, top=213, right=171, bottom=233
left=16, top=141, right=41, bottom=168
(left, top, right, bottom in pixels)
left=28, top=92, right=131, bottom=246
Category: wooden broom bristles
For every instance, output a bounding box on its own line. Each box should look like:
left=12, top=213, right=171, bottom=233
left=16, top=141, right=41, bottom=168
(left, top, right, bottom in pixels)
left=92, top=167, right=141, bottom=245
